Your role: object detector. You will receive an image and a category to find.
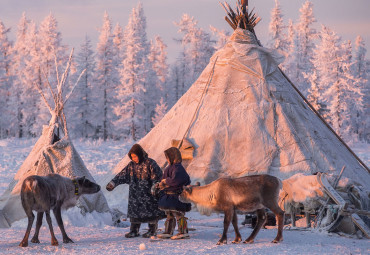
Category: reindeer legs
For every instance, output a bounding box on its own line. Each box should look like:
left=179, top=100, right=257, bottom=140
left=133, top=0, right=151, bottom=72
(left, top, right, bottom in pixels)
left=53, top=206, right=74, bottom=243
left=19, top=210, right=35, bottom=247
left=31, top=212, right=44, bottom=243
left=45, top=211, right=59, bottom=246
left=269, top=205, right=284, bottom=243
left=217, top=209, right=233, bottom=245
left=243, top=209, right=266, bottom=244
left=231, top=210, right=242, bottom=244
left=290, top=204, right=296, bottom=227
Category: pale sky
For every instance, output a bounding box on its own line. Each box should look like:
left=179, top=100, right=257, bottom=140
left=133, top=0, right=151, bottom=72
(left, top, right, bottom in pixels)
left=1, top=0, right=370, bottom=62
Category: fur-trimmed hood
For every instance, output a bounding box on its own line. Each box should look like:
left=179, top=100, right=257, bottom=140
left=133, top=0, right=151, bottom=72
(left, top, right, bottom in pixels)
left=128, top=144, right=148, bottom=163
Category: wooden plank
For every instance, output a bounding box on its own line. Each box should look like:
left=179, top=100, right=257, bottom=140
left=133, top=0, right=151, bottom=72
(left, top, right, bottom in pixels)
left=319, top=174, right=347, bottom=207
left=352, top=213, right=370, bottom=239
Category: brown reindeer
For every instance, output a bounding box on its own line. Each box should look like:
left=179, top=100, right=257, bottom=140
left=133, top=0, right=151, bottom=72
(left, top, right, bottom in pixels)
left=19, top=174, right=101, bottom=247
left=179, top=175, right=284, bottom=245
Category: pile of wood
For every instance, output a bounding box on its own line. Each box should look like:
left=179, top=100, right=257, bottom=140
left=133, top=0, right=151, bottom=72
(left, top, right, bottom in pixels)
left=220, top=0, right=261, bottom=32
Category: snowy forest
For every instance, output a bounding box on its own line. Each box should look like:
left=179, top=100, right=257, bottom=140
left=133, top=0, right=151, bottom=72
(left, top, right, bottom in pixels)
left=0, top=0, right=368, bottom=143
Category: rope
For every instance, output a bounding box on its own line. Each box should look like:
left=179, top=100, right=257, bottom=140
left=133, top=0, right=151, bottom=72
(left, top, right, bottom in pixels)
left=161, top=56, right=219, bottom=169
left=178, top=56, right=219, bottom=149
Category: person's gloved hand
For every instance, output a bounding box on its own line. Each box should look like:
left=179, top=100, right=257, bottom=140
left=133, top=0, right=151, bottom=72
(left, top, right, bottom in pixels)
left=151, top=182, right=160, bottom=197
left=106, top=182, right=115, bottom=191
left=158, top=179, right=167, bottom=190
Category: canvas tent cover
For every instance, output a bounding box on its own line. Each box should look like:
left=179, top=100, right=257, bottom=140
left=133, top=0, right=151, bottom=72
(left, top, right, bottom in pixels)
left=101, top=28, right=369, bottom=207
left=0, top=122, right=110, bottom=228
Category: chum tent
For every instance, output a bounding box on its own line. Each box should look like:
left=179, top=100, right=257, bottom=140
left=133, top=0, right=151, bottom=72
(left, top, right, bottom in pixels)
left=101, top=1, right=369, bottom=210
left=0, top=51, right=110, bottom=228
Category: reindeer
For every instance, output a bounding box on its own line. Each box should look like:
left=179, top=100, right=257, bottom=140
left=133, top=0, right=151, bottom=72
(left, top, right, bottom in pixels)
left=19, top=174, right=101, bottom=247
left=179, top=175, right=284, bottom=245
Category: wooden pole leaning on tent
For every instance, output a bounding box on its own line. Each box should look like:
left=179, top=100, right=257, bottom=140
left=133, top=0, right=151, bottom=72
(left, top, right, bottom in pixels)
left=162, top=56, right=219, bottom=169
left=220, top=0, right=369, bottom=174
left=315, top=166, right=346, bottom=229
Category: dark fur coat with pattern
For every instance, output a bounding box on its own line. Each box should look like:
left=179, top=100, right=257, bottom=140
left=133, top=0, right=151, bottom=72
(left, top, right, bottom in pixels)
left=110, top=144, right=165, bottom=222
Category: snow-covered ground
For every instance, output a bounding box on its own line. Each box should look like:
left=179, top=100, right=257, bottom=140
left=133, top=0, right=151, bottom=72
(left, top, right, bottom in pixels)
left=0, top=138, right=369, bottom=254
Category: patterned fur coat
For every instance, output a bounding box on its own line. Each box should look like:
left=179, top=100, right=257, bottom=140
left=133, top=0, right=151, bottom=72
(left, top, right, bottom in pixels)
left=110, top=144, right=165, bottom=222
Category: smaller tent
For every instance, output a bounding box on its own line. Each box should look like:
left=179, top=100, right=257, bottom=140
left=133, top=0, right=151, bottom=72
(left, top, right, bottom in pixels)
left=0, top=50, right=110, bottom=228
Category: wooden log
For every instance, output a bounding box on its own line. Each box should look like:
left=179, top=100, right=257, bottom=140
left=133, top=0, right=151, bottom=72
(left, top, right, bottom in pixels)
left=352, top=213, right=370, bottom=238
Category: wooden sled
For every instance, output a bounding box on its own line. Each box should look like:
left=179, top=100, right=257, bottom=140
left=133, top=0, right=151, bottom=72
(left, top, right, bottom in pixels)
left=316, top=173, right=369, bottom=238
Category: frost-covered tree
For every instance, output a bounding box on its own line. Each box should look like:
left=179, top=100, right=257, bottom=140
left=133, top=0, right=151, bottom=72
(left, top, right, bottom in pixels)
left=210, top=26, right=230, bottom=50
left=112, top=23, right=124, bottom=89
left=38, top=13, right=68, bottom=81
left=0, top=20, right=13, bottom=138
left=353, top=36, right=369, bottom=141
left=364, top=60, right=370, bottom=142
left=168, top=51, right=186, bottom=107
left=152, top=97, right=167, bottom=126
left=150, top=36, right=168, bottom=91
left=341, top=40, right=364, bottom=140
left=169, top=15, right=216, bottom=107
left=314, top=26, right=362, bottom=140
left=95, top=11, right=116, bottom=140
left=294, top=0, right=317, bottom=96
left=282, top=19, right=297, bottom=75
left=35, top=13, right=68, bottom=135
left=16, top=20, right=41, bottom=138
left=147, top=35, right=169, bottom=127
left=353, top=36, right=367, bottom=79
left=115, top=3, right=149, bottom=141
left=67, top=36, right=96, bottom=138
left=173, top=14, right=215, bottom=96
left=268, top=0, right=288, bottom=53
left=304, top=70, right=326, bottom=115
left=10, top=13, right=29, bottom=138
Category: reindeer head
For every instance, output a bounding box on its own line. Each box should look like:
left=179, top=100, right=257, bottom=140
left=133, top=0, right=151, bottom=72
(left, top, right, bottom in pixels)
left=179, top=182, right=200, bottom=203
left=75, top=176, right=101, bottom=195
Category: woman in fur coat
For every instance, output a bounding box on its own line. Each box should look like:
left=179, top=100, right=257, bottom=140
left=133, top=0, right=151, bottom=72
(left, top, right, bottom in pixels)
left=106, top=144, right=165, bottom=238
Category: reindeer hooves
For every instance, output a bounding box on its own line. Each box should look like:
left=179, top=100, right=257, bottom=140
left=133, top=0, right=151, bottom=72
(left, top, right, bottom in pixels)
left=216, top=239, right=227, bottom=245
left=243, top=239, right=254, bottom=244
left=63, top=237, right=74, bottom=244
left=51, top=240, right=59, bottom=246
left=272, top=238, right=283, bottom=243
left=232, top=238, right=242, bottom=244
left=19, top=241, right=28, bottom=247
left=31, top=237, right=40, bottom=243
